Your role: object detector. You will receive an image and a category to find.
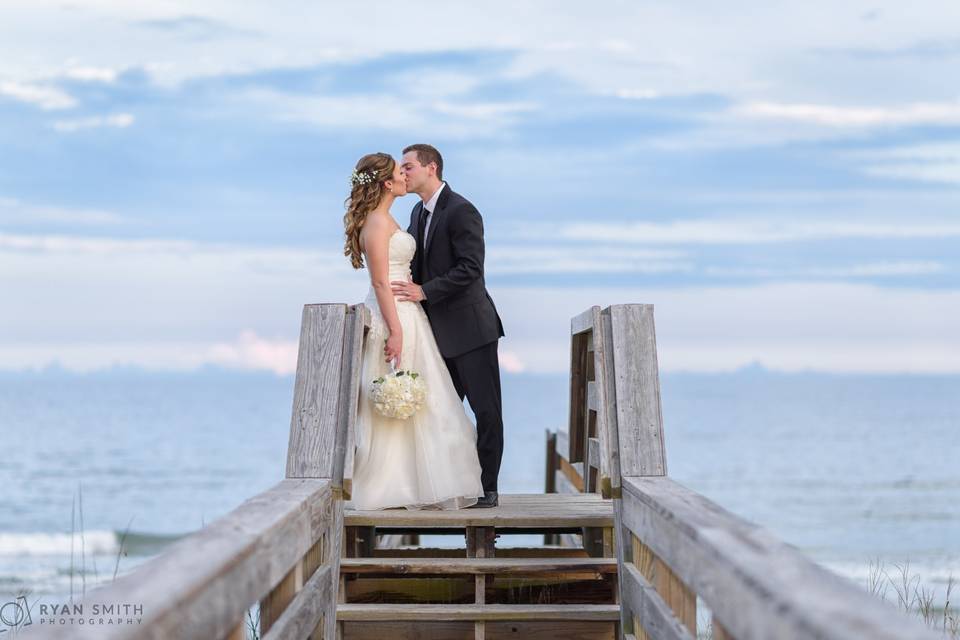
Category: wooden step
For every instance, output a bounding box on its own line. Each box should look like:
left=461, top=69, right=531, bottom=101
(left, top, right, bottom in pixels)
left=336, top=603, right=621, bottom=621
left=345, top=493, right=613, bottom=529
left=341, top=557, right=618, bottom=575
left=370, top=545, right=592, bottom=558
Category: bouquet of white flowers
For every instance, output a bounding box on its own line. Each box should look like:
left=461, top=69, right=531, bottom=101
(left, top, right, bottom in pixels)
left=370, top=365, right=427, bottom=420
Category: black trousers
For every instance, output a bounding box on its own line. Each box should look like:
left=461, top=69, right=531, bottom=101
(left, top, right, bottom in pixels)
left=443, top=340, right=504, bottom=492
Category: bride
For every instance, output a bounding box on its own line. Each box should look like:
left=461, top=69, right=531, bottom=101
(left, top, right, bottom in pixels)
left=343, top=152, right=485, bottom=511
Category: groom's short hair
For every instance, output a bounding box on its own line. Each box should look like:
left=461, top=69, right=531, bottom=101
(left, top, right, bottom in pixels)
left=403, top=144, right=443, bottom=180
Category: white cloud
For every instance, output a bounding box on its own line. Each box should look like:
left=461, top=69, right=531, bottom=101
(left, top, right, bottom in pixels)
left=0, top=197, right=128, bottom=226
left=62, top=63, right=119, bottom=83
left=614, top=88, right=661, bottom=100
left=705, top=261, right=944, bottom=278
left=735, top=100, right=960, bottom=128
left=207, top=329, right=298, bottom=375
left=853, top=142, right=960, bottom=185
left=52, top=112, right=134, bottom=132
left=493, top=282, right=960, bottom=374
left=498, top=350, right=526, bottom=374
left=238, top=88, right=538, bottom=137
left=0, top=232, right=957, bottom=375
left=432, top=101, right=539, bottom=120
left=486, top=245, right=691, bottom=275
left=0, top=80, right=75, bottom=110
left=3, top=1, right=960, bottom=108
left=547, top=218, right=960, bottom=244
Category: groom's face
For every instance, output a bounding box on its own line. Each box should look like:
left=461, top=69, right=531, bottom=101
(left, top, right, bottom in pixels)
left=401, top=151, right=431, bottom=191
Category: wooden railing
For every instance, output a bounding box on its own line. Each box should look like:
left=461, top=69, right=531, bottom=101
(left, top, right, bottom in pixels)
left=22, top=303, right=369, bottom=640
left=550, top=304, right=941, bottom=640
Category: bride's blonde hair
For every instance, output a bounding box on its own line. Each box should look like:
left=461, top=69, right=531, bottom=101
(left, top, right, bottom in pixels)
left=343, top=152, right=396, bottom=269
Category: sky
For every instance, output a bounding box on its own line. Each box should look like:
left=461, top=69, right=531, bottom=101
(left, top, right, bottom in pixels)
left=1, top=1, right=959, bottom=375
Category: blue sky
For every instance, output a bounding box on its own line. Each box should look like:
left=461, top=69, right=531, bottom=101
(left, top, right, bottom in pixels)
left=1, top=1, right=959, bottom=373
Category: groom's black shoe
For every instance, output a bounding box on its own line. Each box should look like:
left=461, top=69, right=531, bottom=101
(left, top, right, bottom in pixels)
left=468, top=491, right=499, bottom=508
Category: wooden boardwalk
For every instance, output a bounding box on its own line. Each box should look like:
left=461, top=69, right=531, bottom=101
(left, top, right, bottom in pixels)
left=19, top=303, right=943, bottom=640
left=344, top=492, right=613, bottom=529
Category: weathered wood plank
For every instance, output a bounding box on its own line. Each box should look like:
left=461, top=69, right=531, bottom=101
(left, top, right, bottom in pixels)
left=341, top=620, right=616, bottom=640
left=342, top=306, right=371, bottom=486
left=346, top=493, right=612, bottom=528
left=597, top=308, right=622, bottom=489
left=340, top=557, right=617, bottom=575
left=555, top=468, right=581, bottom=495
left=568, top=330, right=589, bottom=463
left=608, top=305, right=666, bottom=477
left=324, top=498, right=346, bottom=640
left=333, top=305, right=367, bottom=487
left=545, top=430, right=558, bottom=494
left=261, top=565, right=333, bottom=640
left=287, top=304, right=348, bottom=478
left=621, top=476, right=941, bottom=640
left=555, top=429, right=570, bottom=464
left=559, top=456, right=585, bottom=492
left=224, top=620, right=245, bottom=640
left=620, top=561, right=695, bottom=640
left=370, top=546, right=592, bottom=559
left=337, top=603, right=621, bottom=621
left=713, top=618, right=734, bottom=640
left=544, top=429, right=559, bottom=544
left=571, top=306, right=599, bottom=335
left=587, top=437, right=601, bottom=473
left=260, top=559, right=303, bottom=635
left=591, top=307, right=617, bottom=490
left=20, top=479, right=332, bottom=640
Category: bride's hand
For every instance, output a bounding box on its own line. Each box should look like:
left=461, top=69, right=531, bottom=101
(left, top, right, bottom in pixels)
left=384, top=331, right=402, bottom=367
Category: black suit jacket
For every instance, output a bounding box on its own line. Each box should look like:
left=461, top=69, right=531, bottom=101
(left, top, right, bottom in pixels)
left=408, top=183, right=505, bottom=358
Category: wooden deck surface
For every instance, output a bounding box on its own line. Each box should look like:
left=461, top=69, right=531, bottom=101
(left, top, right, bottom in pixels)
left=344, top=493, right=613, bottom=528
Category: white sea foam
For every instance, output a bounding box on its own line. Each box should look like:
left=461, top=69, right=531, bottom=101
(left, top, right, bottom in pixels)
left=0, top=531, right=118, bottom=556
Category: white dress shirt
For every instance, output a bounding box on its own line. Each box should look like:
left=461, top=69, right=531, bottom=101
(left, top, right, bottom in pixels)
left=421, top=181, right=446, bottom=246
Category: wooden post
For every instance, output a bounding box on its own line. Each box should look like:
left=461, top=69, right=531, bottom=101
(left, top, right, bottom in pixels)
left=544, top=430, right=558, bottom=545
left=284, top=304, right=369, bottom=640
left=473, top=526, right=489, bottom=640
left=586, top=304, right=669, bottom=640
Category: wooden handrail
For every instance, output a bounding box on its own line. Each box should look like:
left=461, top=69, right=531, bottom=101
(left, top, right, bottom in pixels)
left=620, top=475, right=942, bottom=640
left=20, top=479, right=334, bottom=639
left=22, top=303, right=371, bottom=640
left=556, top=303, right=940, bottom=640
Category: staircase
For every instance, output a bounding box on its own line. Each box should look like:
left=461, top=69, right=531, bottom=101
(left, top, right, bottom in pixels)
left=336, top=493, right=621, bottom=640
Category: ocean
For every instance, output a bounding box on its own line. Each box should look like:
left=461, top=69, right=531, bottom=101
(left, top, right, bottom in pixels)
left=1, top=367, right=957, bottom=610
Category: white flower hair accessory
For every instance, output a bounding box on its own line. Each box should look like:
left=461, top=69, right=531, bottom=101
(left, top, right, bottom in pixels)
left=350, top=169, right=377, bottom=187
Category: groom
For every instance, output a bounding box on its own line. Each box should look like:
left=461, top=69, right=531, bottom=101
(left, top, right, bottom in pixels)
left=391, top=143, right=506, bottom=508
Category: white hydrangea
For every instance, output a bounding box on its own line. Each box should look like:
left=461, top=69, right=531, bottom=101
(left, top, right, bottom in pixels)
left=370, top=369, right=427, bottom=419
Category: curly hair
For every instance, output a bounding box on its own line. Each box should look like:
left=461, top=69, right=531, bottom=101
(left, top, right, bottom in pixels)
left=343, top=152, right=395, bottom=269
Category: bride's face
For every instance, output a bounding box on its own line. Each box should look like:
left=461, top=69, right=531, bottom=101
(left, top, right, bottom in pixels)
left=385, top=161, right=408, bottom=197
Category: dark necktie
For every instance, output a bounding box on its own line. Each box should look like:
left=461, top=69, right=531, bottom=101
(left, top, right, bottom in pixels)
left=417, top=207, right=430, bottom=272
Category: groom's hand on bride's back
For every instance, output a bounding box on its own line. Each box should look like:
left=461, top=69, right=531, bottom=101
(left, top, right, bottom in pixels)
left=391, top=275, right=426, bottom=302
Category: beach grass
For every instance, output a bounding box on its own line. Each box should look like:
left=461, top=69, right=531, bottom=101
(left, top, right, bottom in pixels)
left=867, top=558, right=958, bottom=639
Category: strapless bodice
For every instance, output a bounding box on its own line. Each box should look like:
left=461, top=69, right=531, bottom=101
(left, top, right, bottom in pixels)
left=362, top=230, right=418, bottom=317
left=383, top=229, right=416, bottom=281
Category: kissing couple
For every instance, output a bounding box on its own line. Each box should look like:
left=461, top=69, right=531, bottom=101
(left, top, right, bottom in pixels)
left=343, top=144, right=505, bottom=510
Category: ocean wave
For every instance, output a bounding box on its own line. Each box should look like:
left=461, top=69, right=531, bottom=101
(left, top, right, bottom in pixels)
left=0, top=530, right=182, bottom=557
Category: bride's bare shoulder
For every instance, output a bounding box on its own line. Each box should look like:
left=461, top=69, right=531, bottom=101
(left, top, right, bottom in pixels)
left=359, top=213, right=392, bottom=253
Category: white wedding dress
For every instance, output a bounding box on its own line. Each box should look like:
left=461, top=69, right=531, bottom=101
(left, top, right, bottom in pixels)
left=350, top=229, right=485, bottom=510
